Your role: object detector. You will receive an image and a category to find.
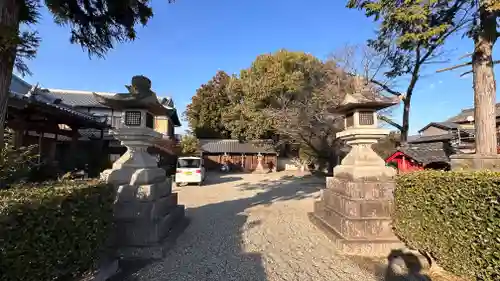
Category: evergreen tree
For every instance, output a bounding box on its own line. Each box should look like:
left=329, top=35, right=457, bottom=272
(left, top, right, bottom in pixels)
left=0, top=0, right=174, bottom=149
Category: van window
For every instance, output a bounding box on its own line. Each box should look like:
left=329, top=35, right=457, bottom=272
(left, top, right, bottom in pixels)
left=177, top=158, right=201, bottom=168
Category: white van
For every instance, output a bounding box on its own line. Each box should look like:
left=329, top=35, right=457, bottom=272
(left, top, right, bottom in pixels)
left=175, top=156, right=206, bottom=186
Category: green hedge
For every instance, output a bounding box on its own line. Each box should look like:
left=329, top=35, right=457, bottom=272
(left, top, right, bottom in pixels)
left=0, top=180, right=115, bottom=281
left=394, top=171, right=500, bottom=281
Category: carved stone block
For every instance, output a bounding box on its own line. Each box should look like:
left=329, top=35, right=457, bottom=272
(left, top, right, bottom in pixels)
left=312, top=178, right=402, bottom=256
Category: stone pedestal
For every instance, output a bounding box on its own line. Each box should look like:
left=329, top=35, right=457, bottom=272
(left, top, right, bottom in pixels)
left=450, top=153, right=500, bottom=171
left=102, top=110, right=188, bottom=260
left=311, top=176, right=402, bottom=256
left=311, top=127, right=403, bottom=256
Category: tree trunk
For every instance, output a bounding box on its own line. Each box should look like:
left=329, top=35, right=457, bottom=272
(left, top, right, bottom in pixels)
left=472, top=2, right=498, bottom=156
left=0, top=0, right=21, bottom=151
left=400, top=97, right=411, bottom=143
left=400, top=48, right=421, bottom=144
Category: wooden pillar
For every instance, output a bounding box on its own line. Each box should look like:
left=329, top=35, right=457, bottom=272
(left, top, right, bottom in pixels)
left=70, top=131, right=78, bottom=152
left=69, top=128, right=79, bottom=169
left=9, top=118, right=26, bottom=148
left=13, top=129, right=24, bottom=148
left=37, top=132, right=43, bottom=164
left=48, top=138, right=56, bottom=162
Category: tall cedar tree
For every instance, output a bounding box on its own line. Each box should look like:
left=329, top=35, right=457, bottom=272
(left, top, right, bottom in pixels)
left=471, top=0, right=499, bottom=155
left=184, top=71, right=233, bottom=139
left=347, top=0, right=474, bottom=143
left=0, top=0, right=173, bottom=150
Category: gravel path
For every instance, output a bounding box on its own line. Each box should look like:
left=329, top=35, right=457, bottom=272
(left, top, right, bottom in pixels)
left=126, top=172, right=378, bottom=281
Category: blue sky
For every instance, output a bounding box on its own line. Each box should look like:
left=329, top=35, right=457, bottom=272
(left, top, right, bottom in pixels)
left=18, top=0, right=498, bottom=135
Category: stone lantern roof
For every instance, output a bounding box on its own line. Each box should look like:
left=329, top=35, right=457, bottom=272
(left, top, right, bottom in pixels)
left=92, top=75, right=173, bottom=116
left=336, top=92, right=399, bottom=113
left=335, top=76, right=400, bottom=113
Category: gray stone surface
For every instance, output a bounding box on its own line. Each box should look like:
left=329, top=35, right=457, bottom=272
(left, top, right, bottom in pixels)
left=98, top=109, right=187, bottom=261
left=114, top=193, right=179, bottom=221
left=137, top=181, right=173, bottom=201
left=130, top=168, right=167, bottom=186
left=312, top=104, right=401, bottom=256
left=114, top=205, right=185, bottom=246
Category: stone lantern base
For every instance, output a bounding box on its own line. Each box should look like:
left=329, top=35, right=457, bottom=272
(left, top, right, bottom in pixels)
left=311, top=175, right=403, bottom=256
left=109, top=169, right=189, bottom=260
left=102, top=127, right=189, bottom=260
left=310, top=128, right=403, bottom=257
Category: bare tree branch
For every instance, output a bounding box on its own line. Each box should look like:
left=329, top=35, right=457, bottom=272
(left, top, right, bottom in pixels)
left=460, top=70, right=473, bottom=77
left=458, top=52, right=473, bottom=60
left=378, top=115, right=403, bottom=131
left=436, top=61, right=473, bottom=73
left=437, top=60, right=500, bottom=73
left=369, top=79, right=403, bottom=97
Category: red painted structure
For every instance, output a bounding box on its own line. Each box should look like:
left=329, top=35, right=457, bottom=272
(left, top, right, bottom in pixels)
left=385, top=151, right=424, bottom=173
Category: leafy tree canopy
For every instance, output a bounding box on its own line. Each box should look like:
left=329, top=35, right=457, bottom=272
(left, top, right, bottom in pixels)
left=0, top=0, right=174, bottom=150
left=179, top=134, right=200, bottom=156
left=13, top=0, right=167, bottom=60
left=184, top=70, right=233, bottom=139
left=372, top=131, right=400, bottom=159
left=223, top=49, right=327, bottom=140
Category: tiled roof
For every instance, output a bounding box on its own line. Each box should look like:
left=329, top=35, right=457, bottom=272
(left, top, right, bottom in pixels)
left=408, top=133, right=454, bottom=143
left=10, top=75, right=32, bottom=95
left=446, top=103, right=500, bottom=122
left=417, top=121, right=462, bottom=133
left=47, top=89, right=182, bottom=126
left=459, top=128, right=475, bottom=136
left=200, top=139, right=277, bottom=154
left=410, top=127, right=475, bottom=144
left=47, top=89, right=113, bottom=108
left=9, top=76, right=108, bottom=128
left=399, top=142, right=453, bottom=164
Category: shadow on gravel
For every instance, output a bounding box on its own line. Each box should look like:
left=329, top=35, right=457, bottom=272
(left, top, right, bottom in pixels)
left=202, top=174, right=243, bottom=186
left=120, top=174, right=323, bottom=281
left=383, top=250, right=432, bottom=281
left=235, top=174, right=324, bottom=206
left=350, top=250, right=432, bottom=281
left=181, top=174, right=323, bottom=280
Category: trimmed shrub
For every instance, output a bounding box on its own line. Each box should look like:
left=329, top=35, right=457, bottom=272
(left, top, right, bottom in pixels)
left=0, top=180, right=115, bottom=281
left=394, top=170, right=500, bottom=281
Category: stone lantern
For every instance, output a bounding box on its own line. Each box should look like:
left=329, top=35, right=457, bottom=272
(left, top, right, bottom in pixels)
left=333, top=93, right=397, bottom=179
left=94, top=75, right=187, bottom=260
left=253, top=152, right=266, bottom=174
left=311, top=91, right=403, bottom=257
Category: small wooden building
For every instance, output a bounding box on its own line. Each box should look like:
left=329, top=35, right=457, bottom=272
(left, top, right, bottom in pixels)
left=199, top=139, right=277, bottom=172
left=7, top=75, right=110, bottom=177
left=385, top=142, right=452, bottom=173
